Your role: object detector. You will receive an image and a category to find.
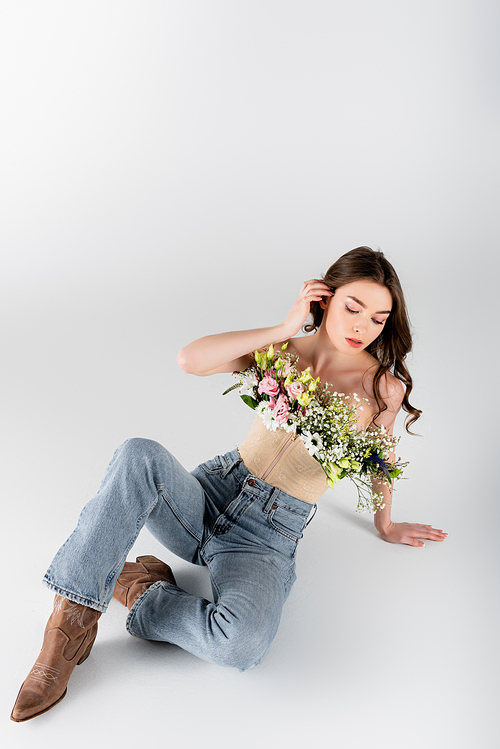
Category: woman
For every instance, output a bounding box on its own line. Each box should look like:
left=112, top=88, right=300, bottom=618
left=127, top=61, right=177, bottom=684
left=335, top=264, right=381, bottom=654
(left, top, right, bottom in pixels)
left=11, top=247, right=447, bottom=722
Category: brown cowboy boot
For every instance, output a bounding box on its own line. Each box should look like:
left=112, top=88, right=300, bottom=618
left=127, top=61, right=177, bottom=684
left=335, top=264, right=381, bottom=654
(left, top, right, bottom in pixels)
left=113, top=555, right=177, bottom=610
left=11, top=595, right=101, bottom=722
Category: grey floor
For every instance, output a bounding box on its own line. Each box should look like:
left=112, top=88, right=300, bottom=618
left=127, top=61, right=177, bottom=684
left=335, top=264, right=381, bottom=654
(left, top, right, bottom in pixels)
left=1, top=3, right=499, bottom=747
left=2, top=320, right=497, bottom=749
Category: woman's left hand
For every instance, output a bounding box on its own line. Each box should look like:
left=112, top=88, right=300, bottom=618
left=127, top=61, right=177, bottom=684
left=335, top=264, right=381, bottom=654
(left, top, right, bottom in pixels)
left=379, top=522, right=448, bottom=547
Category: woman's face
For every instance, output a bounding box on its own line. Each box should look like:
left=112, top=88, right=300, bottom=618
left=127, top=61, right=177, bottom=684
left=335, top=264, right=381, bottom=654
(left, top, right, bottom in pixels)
left=320, top=280, right=392, bottom=354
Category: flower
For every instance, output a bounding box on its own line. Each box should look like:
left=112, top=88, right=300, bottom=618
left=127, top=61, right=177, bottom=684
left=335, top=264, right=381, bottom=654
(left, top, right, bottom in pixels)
left=297, top=391, right=313, bottom=407
left=239, top=371, right=258, bottom=397
left=271, top=393, right=290, bottom=425
left=286, top=380, right=306, bottom=400
left=302, top=431, right=323, bottom=456
left=258, top=376, right=279, bottom=398
left=257, top=402, right=277, bottom=429
left=299, top=368, right=314, bottom=385
left=325, top=462, right=344, bottom=486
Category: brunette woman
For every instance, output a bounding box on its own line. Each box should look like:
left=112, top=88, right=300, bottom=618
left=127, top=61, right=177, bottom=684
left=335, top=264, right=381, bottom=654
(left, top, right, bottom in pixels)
left=11, top=247, right=447, bottom=722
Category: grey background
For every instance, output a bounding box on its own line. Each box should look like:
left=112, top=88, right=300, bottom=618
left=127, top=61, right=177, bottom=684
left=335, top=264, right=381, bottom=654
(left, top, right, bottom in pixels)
left=1, top=2, right=498, bottom=748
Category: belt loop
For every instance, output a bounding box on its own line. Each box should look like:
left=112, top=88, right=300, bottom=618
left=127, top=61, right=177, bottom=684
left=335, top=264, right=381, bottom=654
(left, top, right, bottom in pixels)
left=220, top=450, right=239, bottom=478
left=306, top=504, right=317, bottom=526
left=263, top=489, right=278, bottom=514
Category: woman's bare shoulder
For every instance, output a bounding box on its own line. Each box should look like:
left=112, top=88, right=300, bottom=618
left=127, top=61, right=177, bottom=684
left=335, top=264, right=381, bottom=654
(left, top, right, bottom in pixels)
left=378, top=371, right=405, bottom=412
left=362, top=357, right=404, bottom=407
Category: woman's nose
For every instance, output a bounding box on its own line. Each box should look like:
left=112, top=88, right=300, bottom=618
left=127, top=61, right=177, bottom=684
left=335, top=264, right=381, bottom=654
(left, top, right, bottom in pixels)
left=353, top=318, right=367, bottom=334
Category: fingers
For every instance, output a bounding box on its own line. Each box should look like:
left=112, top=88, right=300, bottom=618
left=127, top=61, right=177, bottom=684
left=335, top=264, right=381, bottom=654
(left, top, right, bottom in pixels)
left=301, top=279, right=333, bottom=302
left=284, top=280, right=334, bottom=336
left=303, top=279, right=332, bottom=292
left=415, top=524, right=448, bottom=541
left=408, top=538, right=426, bottom=548
left=405, top=524, right=448, bottom=547
left=427, top=528, right=448, bottom=541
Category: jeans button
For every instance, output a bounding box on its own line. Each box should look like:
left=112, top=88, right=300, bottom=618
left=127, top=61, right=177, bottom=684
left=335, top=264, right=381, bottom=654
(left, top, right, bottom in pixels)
left=247, top=478, right=256, bottom=486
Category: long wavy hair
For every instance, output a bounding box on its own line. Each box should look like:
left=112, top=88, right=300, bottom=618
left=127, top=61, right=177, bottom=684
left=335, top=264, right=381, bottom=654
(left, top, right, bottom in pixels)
left=304, top=246, right=421, bottom=433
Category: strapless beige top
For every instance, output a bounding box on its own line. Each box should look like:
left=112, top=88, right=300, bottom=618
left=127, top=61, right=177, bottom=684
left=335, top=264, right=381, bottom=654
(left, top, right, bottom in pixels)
left=238, top=415, right=328, bottom=503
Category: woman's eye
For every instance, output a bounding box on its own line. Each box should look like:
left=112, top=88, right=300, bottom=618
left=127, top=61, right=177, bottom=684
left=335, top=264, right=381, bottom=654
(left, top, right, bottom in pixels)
left=345, top=304, right=385, bottom=325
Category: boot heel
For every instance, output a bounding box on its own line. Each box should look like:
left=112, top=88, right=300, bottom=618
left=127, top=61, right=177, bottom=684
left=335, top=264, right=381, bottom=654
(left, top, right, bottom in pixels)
left=136, top=555, right=162, bottom=564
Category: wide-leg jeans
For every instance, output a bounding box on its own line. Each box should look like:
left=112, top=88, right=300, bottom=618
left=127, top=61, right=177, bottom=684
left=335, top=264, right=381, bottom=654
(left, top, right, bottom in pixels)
left=43, top=438, right=315, bottom=671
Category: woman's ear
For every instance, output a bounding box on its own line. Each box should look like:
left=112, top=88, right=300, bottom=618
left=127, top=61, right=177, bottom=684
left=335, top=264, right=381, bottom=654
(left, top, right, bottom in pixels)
left=319, top=294, right=332, bottom=310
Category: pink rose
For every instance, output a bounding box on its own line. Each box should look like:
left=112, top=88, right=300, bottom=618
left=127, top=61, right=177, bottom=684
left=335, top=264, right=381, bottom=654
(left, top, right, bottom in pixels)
left=286, top=381, right=306, bottom=400
left=258, top=376, right=280, bottom=398
left=271, top=393, right=290, bottom=425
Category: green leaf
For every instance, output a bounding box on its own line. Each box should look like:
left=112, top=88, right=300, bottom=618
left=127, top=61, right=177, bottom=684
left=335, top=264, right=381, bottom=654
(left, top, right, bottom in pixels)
left=240, top=394, right=258, bottom=410
left=222, top=382, right=241, bottom=396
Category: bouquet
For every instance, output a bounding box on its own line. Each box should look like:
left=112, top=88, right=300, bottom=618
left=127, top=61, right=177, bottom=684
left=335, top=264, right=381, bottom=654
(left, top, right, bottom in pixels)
left=223, top=344, right=407, bottom=512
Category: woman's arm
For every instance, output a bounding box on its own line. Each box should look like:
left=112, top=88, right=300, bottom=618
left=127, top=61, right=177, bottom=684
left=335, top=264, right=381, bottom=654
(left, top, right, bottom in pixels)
left=177, top=325, right=291, bottom=376
left=177, top=280, right=332, bottom=376
left=372, top=377, right=448, bottom=547
left=374, top=486, right=447, bottom=547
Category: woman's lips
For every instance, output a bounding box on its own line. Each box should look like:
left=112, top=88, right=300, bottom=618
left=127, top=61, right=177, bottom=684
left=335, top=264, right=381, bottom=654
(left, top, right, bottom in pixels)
left=345, top=337, right=363, bottom=348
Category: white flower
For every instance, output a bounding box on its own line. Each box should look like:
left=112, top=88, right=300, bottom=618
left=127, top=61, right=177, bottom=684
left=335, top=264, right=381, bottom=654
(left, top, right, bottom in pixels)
left=239, top=371, right=258, bottom=397
left=301, top=431, right=323, bottom=456
left=257, top=402, right=277, bottom=430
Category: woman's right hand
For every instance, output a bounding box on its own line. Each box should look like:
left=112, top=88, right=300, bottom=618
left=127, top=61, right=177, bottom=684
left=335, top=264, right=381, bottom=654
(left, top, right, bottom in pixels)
left=282, top=279, right=333, bottom=337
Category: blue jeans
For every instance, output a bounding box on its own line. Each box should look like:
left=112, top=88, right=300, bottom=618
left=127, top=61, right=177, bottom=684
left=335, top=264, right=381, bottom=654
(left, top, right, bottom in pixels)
left=43, top=438, right=316, bottom=671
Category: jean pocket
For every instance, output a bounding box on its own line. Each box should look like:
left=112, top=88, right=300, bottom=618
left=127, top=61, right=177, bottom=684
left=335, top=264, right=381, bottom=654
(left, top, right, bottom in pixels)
left=267, top=504, right=305, bottom=543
